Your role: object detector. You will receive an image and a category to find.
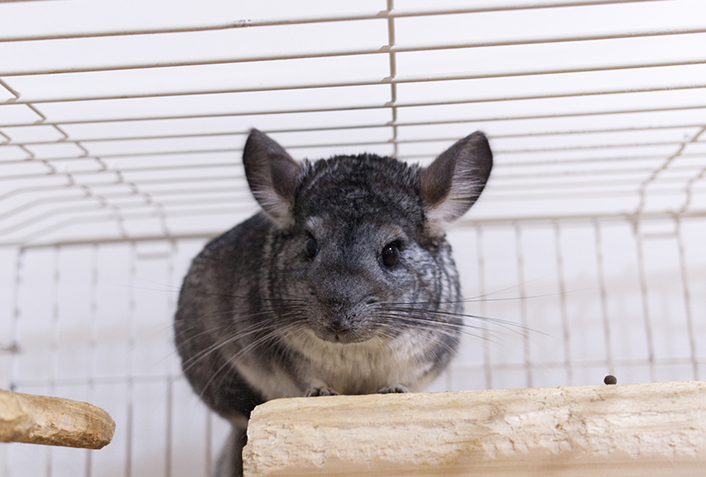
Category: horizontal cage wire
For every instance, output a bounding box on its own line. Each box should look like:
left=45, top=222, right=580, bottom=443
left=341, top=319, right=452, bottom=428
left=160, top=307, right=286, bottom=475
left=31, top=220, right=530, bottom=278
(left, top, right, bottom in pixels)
left=0, top=0, right=705, bottom=477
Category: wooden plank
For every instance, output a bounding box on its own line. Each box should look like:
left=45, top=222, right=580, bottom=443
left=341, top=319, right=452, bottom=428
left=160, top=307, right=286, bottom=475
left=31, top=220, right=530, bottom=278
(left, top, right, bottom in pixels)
left=244, top=381, right=706, bottom=476
left=0, top=388, right=115, bottom=449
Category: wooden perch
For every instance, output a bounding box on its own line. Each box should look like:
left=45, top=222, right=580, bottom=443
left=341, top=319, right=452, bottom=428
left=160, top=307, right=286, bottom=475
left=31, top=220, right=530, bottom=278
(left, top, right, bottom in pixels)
left=243, top=381, right=706, bottom=476
left=0, top=389, right=115, bottom=449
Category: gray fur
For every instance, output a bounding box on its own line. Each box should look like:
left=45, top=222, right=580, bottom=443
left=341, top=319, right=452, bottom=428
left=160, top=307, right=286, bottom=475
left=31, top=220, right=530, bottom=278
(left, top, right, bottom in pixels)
left=174, top=129, right=493, bottom=476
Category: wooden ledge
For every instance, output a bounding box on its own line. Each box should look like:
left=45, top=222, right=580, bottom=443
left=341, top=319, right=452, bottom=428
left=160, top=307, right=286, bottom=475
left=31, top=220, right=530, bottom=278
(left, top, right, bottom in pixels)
left=244, top=381, right=706, bottom=476
left=0, top=389, right=115, bottom=449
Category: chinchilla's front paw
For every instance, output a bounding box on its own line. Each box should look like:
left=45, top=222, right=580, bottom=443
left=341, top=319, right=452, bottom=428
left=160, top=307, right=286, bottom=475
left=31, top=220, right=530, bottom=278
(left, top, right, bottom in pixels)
left=305, top=387, right=340, bottom=397
left=377, top=385, right=410, bottom=394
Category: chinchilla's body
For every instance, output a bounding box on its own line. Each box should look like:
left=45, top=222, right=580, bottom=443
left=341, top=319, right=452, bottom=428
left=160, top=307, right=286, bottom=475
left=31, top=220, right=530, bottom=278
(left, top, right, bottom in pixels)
left=174, top=129, right=492, bottom=476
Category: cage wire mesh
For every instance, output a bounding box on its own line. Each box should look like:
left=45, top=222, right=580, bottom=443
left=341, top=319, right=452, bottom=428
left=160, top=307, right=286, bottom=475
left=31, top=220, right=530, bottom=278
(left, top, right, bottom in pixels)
left=1, top=0, right=705, bottom=475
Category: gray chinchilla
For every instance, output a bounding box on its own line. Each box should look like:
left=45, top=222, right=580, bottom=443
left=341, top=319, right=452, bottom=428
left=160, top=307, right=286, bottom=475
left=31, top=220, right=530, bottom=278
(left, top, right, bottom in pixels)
left=174, top=129, right=493, bottom=476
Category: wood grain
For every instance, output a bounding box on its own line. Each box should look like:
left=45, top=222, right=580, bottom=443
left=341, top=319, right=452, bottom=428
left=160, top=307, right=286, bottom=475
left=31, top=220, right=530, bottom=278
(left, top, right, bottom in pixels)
left=0, top=389, right=115, bottom=449
left=244, top=381, right=706, bottom=476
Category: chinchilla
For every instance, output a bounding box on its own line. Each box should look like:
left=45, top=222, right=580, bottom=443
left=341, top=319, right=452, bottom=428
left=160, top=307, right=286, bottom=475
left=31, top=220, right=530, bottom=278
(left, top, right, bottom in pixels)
left=174, top=129, right=493, bottom=476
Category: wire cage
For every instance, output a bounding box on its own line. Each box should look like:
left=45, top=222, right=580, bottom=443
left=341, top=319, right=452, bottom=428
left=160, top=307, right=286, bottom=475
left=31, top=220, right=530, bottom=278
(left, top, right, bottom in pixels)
left=1, top=0, right=705, bottom=475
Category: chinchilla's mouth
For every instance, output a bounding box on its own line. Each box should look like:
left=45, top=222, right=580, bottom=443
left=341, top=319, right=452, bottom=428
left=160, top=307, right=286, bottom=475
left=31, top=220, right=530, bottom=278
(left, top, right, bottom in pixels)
left=313, top=322, right=374, bottom=345
left=315, top=327, right=367, bottom=344
left=309, top=307, right=382, bottom=344
left=331, top=332, right=358, bottom=344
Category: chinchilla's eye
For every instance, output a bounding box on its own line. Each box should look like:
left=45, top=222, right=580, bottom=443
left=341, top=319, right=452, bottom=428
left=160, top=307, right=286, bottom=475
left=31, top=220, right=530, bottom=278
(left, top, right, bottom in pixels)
left=381, top=241, right=400, bottom=267
left=304, top=237, right=319, bottom=260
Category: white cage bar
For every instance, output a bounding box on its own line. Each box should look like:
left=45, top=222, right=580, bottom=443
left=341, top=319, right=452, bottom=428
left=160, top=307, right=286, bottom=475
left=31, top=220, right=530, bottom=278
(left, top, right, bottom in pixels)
left=1, top=0, right=705, bottom=476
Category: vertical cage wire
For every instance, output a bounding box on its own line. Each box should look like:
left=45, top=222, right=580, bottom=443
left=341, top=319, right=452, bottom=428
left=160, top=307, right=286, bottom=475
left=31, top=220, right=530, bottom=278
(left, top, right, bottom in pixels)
left=1, top=215, right=704, bottom=476
left=676, top=219, right=700, bottom=381
left=553, top=221, right=573, bottom=385
left=593, top=218, right=615, bottom=376
left=1, top=1, right=706, bottom=476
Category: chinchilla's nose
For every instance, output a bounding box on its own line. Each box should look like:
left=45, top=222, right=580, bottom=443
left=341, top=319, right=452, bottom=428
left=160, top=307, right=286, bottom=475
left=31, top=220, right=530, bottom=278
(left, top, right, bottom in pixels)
left=312, top=293, right=367, bottom=343
left=324, top=301, right=356, bottom=331
left=328, top=313, right=352, bottom=333
left=325, top=310, right=363, bottom=344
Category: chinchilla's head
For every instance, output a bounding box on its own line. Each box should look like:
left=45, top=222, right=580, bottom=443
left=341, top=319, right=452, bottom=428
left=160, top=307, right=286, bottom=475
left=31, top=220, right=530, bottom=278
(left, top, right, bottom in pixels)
left=243, top=129, right=492, bottom=345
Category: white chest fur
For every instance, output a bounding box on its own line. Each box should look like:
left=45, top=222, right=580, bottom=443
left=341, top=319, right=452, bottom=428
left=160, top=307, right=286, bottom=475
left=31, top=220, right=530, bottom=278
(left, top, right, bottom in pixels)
left=286, top=330, right=437, bottom=395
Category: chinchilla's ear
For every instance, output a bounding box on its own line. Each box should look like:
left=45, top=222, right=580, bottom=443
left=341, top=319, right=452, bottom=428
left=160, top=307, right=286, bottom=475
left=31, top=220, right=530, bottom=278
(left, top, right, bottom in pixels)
left=419, top=131, right=493, bottom=236
left=243, top=129, right=302, bottom=229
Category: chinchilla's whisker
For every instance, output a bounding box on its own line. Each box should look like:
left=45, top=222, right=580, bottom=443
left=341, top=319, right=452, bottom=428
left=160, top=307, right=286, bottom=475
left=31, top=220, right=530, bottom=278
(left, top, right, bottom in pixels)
left=378, top=321, right=459, bottom=355
left=379, top=314, right=495, bottom=343
left=178, top=286, right=311, bottom=306
left=387, top=314, right=530, bottom=343
left=180, top=316, right=294, bottom=374
left=230, top=326, right=292, bottom=362
left=182, top=306, right=308, bottom=371
left=272, top=322, right=313, bottom=369
left=174, top=298, right=296, bottom=344
left=376, top=307, right=516, bottom=341
left=184, top=301, right=310, bottom=333
left=178, top=313, right=275, bottom=349
left=194, top=325, right=289, bottom=400
left=180, top=327, right=259, bottom=374
left=156, top=317, right=258, bottom=368
left=455, top=279, right=547, bottom=302
left=388, top=316, right=480, bottom=337
left=193, top=308, right=277, bottom=324
left=385, top=286, right=568, bottom=309
left=384, top=305, right=543, bottom=335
